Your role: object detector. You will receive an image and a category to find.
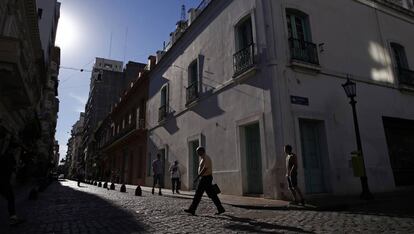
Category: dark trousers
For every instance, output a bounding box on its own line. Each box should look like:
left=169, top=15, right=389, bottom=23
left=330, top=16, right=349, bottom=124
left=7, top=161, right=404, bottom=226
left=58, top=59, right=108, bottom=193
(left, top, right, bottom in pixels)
left=153, top=174, right=162, bottom=189
left=189, top=175, right=224, bottom=211
left=171, top=178, right=180, bottom=192
left=0, top=180, right=16, bottom=217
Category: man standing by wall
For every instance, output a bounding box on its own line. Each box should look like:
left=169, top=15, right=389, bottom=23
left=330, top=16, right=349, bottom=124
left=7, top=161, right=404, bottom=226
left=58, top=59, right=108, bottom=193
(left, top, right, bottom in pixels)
left=285, top=145, right=305, bottom=205
left=152, top=153, right=163, bottom=195
left=184, top=146, right=225, bottom=215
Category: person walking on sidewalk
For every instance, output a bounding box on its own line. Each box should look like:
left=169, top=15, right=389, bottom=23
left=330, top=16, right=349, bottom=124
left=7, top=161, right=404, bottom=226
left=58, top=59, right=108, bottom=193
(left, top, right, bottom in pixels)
left=152, top=153, right=163, bottom=195
left=0, top=142, right=24, bottom=226
left=184, top=146, right=225, bottom=215
left=76, top=168, right=83, bottom=187
left=285, top=144, right=305, bottom=205
left=169, top=160, right=181, bottom=194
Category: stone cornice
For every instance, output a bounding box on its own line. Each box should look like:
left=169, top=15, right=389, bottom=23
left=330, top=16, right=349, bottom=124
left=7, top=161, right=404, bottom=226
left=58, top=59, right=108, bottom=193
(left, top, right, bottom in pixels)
left=362, top=0, right=414, bottom=17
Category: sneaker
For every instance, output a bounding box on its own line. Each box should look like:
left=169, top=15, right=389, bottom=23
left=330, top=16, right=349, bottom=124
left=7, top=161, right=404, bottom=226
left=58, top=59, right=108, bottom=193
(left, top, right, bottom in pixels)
left=215, top=208, right=225, bottom=215
left=184, top=209, right=195, bottom=216
left=10, top=216, right=25, bottom=226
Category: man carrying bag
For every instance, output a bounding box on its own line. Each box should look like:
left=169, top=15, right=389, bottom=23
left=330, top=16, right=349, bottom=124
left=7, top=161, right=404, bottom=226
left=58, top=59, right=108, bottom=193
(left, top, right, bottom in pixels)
left=184, top=146, right=225, bottom=215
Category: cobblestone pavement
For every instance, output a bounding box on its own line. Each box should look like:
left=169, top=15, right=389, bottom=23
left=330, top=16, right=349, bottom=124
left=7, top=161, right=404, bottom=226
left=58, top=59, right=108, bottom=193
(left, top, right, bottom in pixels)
left=1, top=180, right=413, bottom=234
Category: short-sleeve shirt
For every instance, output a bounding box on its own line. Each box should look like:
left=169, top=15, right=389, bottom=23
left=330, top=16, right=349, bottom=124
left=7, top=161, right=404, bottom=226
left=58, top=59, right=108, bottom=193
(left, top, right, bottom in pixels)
left=199, top=154, right=212, bottom=176
left=169, top=164, right=180, bottom=178
left=152, top=159, right=163, bottom=175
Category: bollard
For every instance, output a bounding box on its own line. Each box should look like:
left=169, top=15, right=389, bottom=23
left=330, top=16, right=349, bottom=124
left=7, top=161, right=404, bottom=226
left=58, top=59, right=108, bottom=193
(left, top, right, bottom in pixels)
left=120, top=184, right=126, bottom=193
left=135, top=185, right=142, bottom=196
left=110, top=183, right=115, bottom=190
left=94, top=181, right=98, bottom=186
left=98, top=181, right=102, bottom=187
left=103, top=182, right=108, bottom=189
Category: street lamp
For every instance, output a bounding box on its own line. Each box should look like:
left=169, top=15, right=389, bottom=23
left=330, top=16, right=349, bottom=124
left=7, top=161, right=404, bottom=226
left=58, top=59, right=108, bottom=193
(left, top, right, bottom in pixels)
left=342, top=78, right=373, bottom=200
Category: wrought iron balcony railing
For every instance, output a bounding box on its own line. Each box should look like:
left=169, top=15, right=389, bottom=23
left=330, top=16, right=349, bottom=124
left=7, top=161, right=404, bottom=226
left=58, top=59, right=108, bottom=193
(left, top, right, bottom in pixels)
left=158, top=105, right=167, bottom=122
left=233, top=43, right=255, bottom=76
left=397, top=67, right=414, bottom=87
left=288, top=38, right=319, bottom=65
left=186, top=81, right=199, bottom=104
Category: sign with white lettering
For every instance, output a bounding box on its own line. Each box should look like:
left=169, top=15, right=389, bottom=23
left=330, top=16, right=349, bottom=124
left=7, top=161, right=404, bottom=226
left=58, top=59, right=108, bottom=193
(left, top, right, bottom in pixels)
left=290, top=96, right=309, bottom=106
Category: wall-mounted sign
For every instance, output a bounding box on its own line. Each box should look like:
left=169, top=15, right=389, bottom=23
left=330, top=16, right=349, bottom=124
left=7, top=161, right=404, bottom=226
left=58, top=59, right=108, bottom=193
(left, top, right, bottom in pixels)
left=290, top=96, right=309, bottom=106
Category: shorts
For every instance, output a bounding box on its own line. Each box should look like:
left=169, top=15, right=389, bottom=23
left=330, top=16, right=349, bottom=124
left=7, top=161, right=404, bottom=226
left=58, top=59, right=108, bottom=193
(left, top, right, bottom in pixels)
left=153, top=174, right=163, bottom=187
left=287, top=174, right=298, bottom=189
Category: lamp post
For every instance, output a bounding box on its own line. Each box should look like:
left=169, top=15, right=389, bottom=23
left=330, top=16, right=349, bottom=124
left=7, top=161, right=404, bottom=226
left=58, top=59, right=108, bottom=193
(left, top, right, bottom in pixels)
left=342, top=78, right=373, bottom=200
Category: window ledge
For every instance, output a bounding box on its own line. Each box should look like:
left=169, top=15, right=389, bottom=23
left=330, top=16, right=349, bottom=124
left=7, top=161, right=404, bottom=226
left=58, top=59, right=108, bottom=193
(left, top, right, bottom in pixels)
left=185, top=98, right=200, bottom=108
left=398, top=83, right=414, bottom=93
left=289, top=60, right=321, bottom=74
left=233, top=65, right=259, bottom=82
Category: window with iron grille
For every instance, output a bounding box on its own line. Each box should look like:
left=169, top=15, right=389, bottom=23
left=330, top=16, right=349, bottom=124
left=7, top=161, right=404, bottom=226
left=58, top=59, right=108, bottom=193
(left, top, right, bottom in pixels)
left=391, top=43, right=414, bottom=87
left=159, top=85, right=168, bottom=122
left=186, top=60, right=199, bottom=104
left=233, top=15, right=254, bottom=76
left=286, top=9, right=319, bottom=65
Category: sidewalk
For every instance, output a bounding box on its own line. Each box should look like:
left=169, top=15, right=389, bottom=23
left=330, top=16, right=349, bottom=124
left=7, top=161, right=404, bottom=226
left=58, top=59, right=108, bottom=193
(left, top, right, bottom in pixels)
left=89, top=180, right=414, bottom=212
left=125, top=184, right=290, bottom=209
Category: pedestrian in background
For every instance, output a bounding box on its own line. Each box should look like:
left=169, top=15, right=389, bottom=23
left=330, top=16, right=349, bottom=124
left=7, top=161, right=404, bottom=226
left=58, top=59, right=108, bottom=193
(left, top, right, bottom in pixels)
left=184, top=146, right=225, bottom=215
left=76, top=168, right=83, bottom=187
left=152, top=153, right=163, bottom=195
left=0, top=141, right=24, bottom=226
left=169, top=160, right=181, bottom=194
left=285, top=144, right=305, bottom=205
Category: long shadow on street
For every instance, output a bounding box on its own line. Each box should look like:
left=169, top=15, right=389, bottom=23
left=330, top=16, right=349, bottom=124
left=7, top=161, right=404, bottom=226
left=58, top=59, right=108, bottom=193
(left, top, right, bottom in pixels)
left=0, top=181, right=147, bottom=234
left=206, top=214, right=315, bottom=234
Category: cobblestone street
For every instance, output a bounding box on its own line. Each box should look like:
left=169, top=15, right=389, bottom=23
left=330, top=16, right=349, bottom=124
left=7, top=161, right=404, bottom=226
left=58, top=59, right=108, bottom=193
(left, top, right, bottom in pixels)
left=0, top=180, right=413, bottom=233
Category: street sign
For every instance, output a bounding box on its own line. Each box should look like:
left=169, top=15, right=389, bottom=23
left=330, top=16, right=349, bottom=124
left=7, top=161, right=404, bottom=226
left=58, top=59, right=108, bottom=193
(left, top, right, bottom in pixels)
left=290, top=96, right=309, bottom=106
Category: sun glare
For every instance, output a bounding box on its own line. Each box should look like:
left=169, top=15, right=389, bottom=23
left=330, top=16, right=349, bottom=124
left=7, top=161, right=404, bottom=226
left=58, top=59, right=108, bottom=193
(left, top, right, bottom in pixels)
left=56, top=12, right=79, bottom=50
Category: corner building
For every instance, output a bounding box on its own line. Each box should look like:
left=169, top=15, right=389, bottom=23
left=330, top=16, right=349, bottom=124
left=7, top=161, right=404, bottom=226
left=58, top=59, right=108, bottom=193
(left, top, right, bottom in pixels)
left=145, top=0, right=414, bottom=199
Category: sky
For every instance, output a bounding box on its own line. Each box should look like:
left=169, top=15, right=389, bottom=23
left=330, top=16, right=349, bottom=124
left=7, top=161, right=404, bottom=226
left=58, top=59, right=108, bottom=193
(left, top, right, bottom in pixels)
left=55, top=0, right=202, bottom=162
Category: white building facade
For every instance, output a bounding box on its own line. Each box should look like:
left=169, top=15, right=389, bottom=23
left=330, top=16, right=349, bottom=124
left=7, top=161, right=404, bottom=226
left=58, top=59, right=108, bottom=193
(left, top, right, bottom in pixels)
left=146, top=0, right=414, bottom=199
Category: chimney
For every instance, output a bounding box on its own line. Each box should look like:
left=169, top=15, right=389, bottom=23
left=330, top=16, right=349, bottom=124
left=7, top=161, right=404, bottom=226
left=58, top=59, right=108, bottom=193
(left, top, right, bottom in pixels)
left=156, top=50, right=166, bottom=63
left=147, top=56, right=156, bottom=70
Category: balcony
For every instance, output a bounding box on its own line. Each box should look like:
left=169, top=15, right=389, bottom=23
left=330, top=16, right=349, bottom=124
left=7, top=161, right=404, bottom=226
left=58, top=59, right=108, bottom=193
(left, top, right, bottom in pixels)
left=186, top=81, right=199, bottom=105
left=0, top=36, right=32, bottom=108
left=397, top=67, right=414, bottom=88
left=289, top=38, right=319, bottom=65
left=233, top=44, right=255, bottom=77
left=158, top=105, right=167, bottom=122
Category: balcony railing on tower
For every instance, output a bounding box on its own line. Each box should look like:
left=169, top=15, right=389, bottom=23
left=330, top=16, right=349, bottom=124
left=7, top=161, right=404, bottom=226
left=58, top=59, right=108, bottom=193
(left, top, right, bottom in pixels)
left=186, top=81, right=199, bottom=104
left=233, top=43, right=254, bottom=76
left=289, top=38, right=319, bottom=65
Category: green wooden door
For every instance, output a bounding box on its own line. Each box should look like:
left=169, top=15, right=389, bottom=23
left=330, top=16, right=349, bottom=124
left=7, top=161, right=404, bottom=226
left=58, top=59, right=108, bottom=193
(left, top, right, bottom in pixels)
left=190, top=140, right=199, bottom=190
left=299, top=120, right=327, bottom=194
left=245, top=123, right=263, bottom=194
